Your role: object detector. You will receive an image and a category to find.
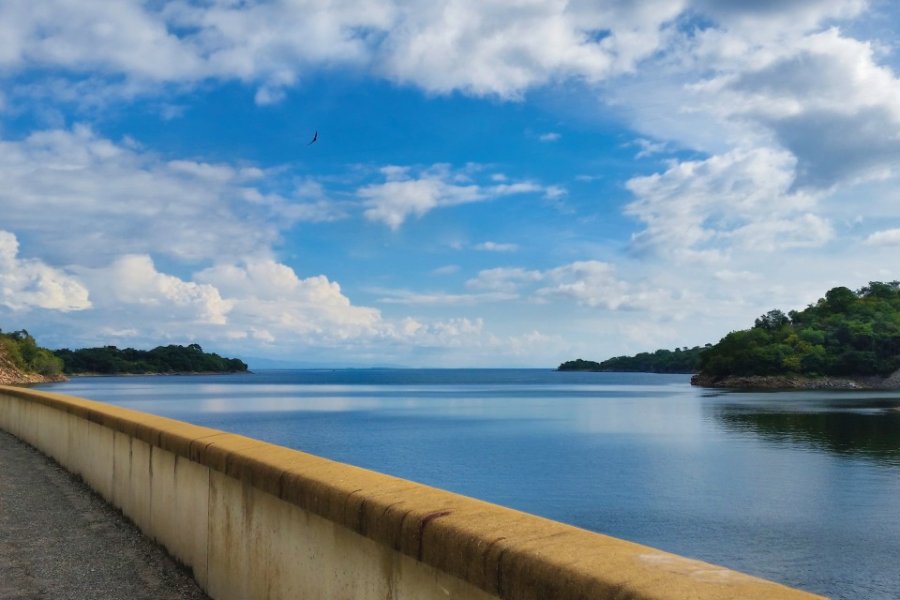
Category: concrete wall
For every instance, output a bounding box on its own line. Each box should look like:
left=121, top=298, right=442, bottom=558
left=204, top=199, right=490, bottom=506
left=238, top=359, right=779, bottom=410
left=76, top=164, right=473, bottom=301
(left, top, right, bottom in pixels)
left=0, top=385, right=825, bottom=600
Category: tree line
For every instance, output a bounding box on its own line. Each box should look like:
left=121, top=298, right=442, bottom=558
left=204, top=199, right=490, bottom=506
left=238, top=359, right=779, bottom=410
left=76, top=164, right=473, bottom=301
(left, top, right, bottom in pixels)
left=0, top=329, right=65, bottom=377
left=53, top=343, right=248, bottom=374
left=1, top=329, right=248, bottom=376
left=558, top=346, right=707, bottom=373
left=698, top=281, right=900, bottom=378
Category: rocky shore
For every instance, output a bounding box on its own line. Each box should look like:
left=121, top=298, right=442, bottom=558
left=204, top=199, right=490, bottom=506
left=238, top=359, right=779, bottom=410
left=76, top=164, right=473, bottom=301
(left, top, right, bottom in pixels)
left=691, top=369, right=900, bottom=390
left=0, top=354, right=66, bottom=386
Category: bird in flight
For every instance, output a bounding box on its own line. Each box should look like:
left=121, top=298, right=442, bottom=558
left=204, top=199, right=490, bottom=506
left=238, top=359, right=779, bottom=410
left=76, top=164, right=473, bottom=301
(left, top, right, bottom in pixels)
left=308, top=130, right=318, bottom=145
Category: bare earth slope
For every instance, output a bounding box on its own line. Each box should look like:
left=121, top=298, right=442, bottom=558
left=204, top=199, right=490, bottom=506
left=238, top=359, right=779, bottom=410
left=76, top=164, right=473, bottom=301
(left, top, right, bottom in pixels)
left=0, top=349, right=65, bottom=385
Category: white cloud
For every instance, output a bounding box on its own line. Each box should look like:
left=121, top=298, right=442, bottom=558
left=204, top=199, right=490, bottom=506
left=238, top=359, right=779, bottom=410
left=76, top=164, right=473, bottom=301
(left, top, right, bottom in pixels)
left=0, top=126, right=340, bottom=265
left=0, top=0, right=202, bottom=79
left=473, top=241, right=519, bottom=252
left=625, top=147, right=828, bottom=259
left=465, top=260, right=668, bottom=311
left=0, top=230, right=90, bottom=312
left=195, top=259, right=382, bottom=341
left=359, top=164, right=545, bottom=229
left=0, top=1, right=692, bottom=102
left=80, top=255, right=231, bottom=325
left=631, top=138, right=669, bottom=159
left=693, top=29, right=900, bottom=189
left=373, top=289, right=514, bottom=306
left=431, top=265, right=460, bottom=276
left=864, top=228, right=900, bottom=246
left=467, top=267, right=543, bottom=294
left=539, top=132, right=561, bottom=142
left=535, top=261, right=661, bottom=310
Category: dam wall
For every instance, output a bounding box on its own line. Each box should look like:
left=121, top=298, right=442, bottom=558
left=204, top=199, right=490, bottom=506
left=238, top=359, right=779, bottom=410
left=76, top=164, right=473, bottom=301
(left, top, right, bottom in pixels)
left=0, top=385, right=824, bottom=600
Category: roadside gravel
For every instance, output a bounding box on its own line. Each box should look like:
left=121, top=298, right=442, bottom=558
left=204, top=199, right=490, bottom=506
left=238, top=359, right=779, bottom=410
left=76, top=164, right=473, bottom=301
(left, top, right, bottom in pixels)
left=0, top=430, right=208, bottom=600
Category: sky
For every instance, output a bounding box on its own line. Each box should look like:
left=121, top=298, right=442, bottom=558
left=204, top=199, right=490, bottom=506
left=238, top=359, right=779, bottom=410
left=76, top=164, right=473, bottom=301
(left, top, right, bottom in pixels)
left=1, top=0, right=900, bottom=367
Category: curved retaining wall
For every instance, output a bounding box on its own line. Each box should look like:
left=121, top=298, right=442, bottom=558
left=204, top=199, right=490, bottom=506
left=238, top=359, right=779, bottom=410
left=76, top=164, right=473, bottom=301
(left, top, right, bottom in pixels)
left=0, top=385, right=824, bottom=600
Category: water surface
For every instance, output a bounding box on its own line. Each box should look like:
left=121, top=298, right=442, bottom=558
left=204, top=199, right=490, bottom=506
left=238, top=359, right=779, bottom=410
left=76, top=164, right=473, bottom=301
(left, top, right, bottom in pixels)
left=40, top=369, right=900, bottom=599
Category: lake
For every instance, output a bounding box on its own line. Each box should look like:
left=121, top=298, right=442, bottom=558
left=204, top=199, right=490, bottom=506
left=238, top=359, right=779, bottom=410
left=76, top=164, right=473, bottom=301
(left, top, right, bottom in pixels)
left=38, top=369, right=900, bottom=599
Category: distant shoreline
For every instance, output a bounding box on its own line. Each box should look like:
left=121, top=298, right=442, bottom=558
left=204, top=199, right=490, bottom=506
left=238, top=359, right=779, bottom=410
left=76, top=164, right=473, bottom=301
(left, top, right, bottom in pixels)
left=66, top=370, right=253, bottom=378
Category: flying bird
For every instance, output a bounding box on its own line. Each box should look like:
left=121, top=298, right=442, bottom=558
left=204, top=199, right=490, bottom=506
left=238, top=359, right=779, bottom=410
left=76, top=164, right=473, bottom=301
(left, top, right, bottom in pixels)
left=308, top=130, right=318, bottom=145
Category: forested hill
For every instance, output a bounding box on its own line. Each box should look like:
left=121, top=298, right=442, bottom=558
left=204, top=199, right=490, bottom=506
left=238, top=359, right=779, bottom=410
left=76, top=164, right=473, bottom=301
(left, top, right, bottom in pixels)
left=697, top=281, right=900, bottom=380
left=53, top=344, right=248, bottom=375
left=0, top=329, right=66, bottom=384
left=558, top=346, right=707, bottom=373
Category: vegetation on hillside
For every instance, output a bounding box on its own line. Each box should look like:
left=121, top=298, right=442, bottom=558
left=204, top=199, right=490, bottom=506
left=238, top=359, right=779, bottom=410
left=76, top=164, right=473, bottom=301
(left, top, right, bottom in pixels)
left=698, top=281, right=900, bottom=378
left=53, top=344, right=248, bottom=375
left=0, top=329, right=65, bottom=377
left=558, top=346, right=707, bottom=373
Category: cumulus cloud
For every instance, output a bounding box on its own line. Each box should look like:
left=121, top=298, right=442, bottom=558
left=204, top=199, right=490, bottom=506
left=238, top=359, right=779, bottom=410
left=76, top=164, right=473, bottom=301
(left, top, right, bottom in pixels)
left=626, top=147, right=829, bottom=259
left=34, top=253, right=506, bottom=353
left=195, top=259, right=382, bottom=341
left=80, top=255, right=231, bottom=325
left=465, top=260, right=667, bottom=311
left=693, top=29, right=900, bottom=189
left=0, top=0, right=692, bottom=102
left=0, top=126, right=341, bottom=265
left=864, top=228, right=900, bottom=246
left=359, top=164, right=547, bottom=229
left=0, top=230, right=90, bottom=312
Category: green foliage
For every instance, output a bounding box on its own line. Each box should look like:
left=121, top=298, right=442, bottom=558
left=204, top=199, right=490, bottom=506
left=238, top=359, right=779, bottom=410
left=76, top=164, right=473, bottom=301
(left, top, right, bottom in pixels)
left=558, top=358, right=603, bottom=371
left=53, top=343, right=248, bottom=375
left=559, top=345, right=708, bottom=373
left=0, top=329, right=64, bottom=376
left=699, top=281, right=900, bottom=378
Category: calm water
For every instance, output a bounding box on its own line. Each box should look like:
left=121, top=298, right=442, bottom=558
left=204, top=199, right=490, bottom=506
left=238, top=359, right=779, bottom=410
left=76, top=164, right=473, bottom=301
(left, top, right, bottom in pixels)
left=38, top=370, right=900, bottom=599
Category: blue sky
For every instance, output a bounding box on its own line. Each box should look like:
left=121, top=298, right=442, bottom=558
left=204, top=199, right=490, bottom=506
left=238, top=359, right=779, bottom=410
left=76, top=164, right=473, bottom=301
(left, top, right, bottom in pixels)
left=2, top=0, right=900, bottom=367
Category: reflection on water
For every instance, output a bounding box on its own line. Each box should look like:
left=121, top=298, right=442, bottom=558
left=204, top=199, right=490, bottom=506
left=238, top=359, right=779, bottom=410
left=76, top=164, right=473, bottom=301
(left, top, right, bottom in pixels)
left=711, top=392, right=900, bottom=466
left=39, top=371, right=900, bottom=600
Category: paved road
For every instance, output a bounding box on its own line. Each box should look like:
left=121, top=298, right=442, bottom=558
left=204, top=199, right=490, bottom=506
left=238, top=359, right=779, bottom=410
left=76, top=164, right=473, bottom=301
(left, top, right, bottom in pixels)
left=0, top=430, right=208, bottom=600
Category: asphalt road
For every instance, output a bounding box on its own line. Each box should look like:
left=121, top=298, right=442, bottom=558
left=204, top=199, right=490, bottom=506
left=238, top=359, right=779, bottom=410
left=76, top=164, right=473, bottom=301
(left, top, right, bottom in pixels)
left=0, top=430, right=208, bottom=600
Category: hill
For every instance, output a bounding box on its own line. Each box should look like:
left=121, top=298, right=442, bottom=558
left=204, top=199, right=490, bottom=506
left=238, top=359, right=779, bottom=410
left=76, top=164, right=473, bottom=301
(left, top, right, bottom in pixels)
left=0, top=330, right=66, bottom=385
left=693, top=281, right=900, bottom=389
left=53, top=343, right=248, bottom=375
left=558, top=346, right=707, bottom=373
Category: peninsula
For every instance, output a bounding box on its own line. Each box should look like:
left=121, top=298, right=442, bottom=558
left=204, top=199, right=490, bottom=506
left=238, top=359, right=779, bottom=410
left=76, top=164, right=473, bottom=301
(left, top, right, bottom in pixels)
left=692, top=281, right=900, bottom=389
left=558, top=281, right=900, bottom=390
left=0, top=330, right=65, bottom=385
left=1, top=329, right=248, bottom=383
left=54, top=343, right=248, bottom=375
left=558, top=346, right=706, bottom=373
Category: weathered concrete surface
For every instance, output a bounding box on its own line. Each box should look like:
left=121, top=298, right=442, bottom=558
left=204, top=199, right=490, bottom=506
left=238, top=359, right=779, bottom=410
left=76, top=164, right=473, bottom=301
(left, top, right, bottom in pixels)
left=0, top=430, right=208, bottom=600
left=0, top=385, right=827, bottom=600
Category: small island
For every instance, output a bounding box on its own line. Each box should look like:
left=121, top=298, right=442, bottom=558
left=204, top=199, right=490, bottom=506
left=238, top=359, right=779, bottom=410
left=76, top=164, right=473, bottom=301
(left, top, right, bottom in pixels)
left=53, top=343, right=248, bottom=375
left=692, top=281, right=900, bottom=389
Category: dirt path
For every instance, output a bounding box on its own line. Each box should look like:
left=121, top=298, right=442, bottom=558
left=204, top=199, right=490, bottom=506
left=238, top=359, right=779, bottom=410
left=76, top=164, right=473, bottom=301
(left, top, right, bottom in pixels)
left=0, top=430, right=208, bottom=600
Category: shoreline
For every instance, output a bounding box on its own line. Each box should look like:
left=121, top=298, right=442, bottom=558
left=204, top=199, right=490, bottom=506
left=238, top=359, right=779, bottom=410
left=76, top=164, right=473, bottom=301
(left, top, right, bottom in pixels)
left=691, top=371, right=900, bottom=391
left=0, top=373, right=68, bottom=386
left=66, top=370, right=252, bottom=378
